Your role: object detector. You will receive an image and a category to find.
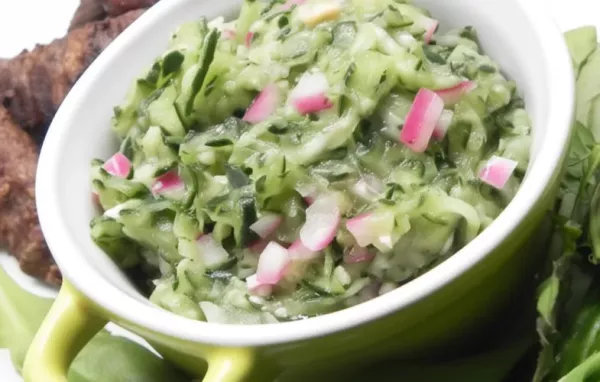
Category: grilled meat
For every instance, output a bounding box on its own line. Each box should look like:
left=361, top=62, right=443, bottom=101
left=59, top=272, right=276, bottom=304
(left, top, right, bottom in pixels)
left=0, top=107, right=61, bottom=285
left=0, top=9, right=144, bottom=144
left=70, top=0, right=159, bottom=30
left=70, top=0, right=107, bottom=31
left=103, top=0, right=160, bottom=17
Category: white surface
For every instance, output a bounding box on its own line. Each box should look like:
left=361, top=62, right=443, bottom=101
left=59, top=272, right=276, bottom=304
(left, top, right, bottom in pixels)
left=0, top=0, right=597, bottom=380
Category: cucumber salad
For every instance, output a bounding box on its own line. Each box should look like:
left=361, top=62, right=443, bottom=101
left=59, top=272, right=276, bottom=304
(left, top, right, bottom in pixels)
left=90, top=0, right=532, bottom=324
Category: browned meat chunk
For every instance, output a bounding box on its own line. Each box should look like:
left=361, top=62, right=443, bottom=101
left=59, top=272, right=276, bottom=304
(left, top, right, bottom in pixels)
left=0, top=107, right=61, bottom=285
left=70, top=0, right=107, bottom=31
left=0, top=9, right=145, bottom=143
left=103, top=0, right=160, bottom=17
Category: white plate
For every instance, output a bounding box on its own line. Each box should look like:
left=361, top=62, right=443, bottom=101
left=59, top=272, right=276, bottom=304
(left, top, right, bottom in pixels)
left=0, top=0, right=597, bottom=380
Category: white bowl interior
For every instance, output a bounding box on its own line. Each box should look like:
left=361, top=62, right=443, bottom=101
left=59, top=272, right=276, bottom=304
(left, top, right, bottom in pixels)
left=37, top=0, right=573, bottom=346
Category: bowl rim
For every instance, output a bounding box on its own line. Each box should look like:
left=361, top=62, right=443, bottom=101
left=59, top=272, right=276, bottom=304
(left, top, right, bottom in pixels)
left=36, top=0, right=574, bottom=346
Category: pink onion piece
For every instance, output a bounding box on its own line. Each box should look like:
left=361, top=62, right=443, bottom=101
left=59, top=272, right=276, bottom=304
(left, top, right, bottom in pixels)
left=250, top=213, right=283, bottom=239
left=435, top=81, right=476, bottom=106
left=243, top=84, right=281, bottom=124
left=245, top=32, right=254, bottom=48
left=280, top=0, right=305, bottom=11
left=256, top=242, right=290, bottom=284
left=103, top=152, right=131, bottom=178
left=432, top=109, right=454, bottom=141
left=344, top=246, right=375, bottom=264
left=346, top=213, right=374, bottom=248
left=421, top=17, right=439, bottom=44
left=289, top=72, right=333, bottom=115
left=196, top=235, right=230, bottom=268
left=346, top=212, right=395, bottom=250
left=288, top=239, right=319, bottom=260
left=151, top=171, right=186, bottom=200
left=400, top=88, right=445, bottom=152
left=300, top=195, right=341, bottom=251
left=246, top=274, right=273, bottom=297
left=479, top=155, right=518, bottom=190
left=292, top=95, right=333, bottom=115
left=223, top=29, right=236, bottom=40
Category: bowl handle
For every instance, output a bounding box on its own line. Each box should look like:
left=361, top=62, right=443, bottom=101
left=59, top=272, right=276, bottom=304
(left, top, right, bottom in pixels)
left=22, top=281, right=107, bottom=382
left=202, top=347, right=256, bottom=382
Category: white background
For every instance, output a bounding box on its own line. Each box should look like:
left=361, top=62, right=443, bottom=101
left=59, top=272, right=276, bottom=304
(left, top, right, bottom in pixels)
left=0, top=0, right=598, bottom=380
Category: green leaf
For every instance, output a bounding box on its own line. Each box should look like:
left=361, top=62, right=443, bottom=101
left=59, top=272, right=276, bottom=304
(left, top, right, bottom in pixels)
left=68, top=332, right=188, bottom=382
left=162, top=50, right=185, bottom=77
left=575, top=45, right=600, bottom=138
left=534, top=28, right=600, bottom=380
left=588, top=95, right=600, bottom=144
left=537, top=274, right=560, bottom=325
left=591, top=184, right=600, bottom=263
left=565, top=26, right=597, bottom=76
left=0, top=267, right=188, bottom=380
left=0, top=266, right=53, bottom=373
left=558, top=351, right=600, bottom=382
left=534, top=221, right=583, bottom=382
left=552, top=272, right=600, bottom=379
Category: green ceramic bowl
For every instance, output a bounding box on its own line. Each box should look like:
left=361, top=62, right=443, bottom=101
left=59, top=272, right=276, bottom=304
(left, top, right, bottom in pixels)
left=24, top=0, right=574, bottom=381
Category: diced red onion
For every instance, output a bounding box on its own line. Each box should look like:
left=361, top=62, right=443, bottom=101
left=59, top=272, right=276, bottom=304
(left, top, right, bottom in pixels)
left=280, top=0, right=305, bottom=11
left=103, top=152, right=131, bottom=178
left=256, top=242, right=290, bottom=284
left=479, top=155, right=518, bottom=190
left=299, top=195, right=341, bottom=251
left=250, top=213, right=283, bottom=239
left=151, top=171, right=186, bottom=200
left=435, top=81, right=476, bottom=105
left=196, top=235, right=230, bottom=268
left=400, top=88, right=444, bottom=152
left=346, top=213, right=373, bottom=248
left=243, top=84, right=281, bottom=124
left=288, top=239, right=319, bottom=260
left=245, top=32, right=254, bottom=48
left=343, top=246, right=375, bottom=264
left=223, top=29, right=236, bottom=40
left=246, top=274, right=273, bottom=297
left=421, top=17, right=439, bottom=44
left=289, top=71, right=333, bottom=115
left=346, top=212, right=395, bottom=249
left=292, top=94, right=333, bottom=115
left=432, top=109, right=454, bottom=141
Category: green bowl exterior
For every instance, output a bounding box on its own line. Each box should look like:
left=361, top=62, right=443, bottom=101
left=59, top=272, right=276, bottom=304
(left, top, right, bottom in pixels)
left=76, top=110, right=574, bottom=381
left=87, top=144, right=566, bottom=380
